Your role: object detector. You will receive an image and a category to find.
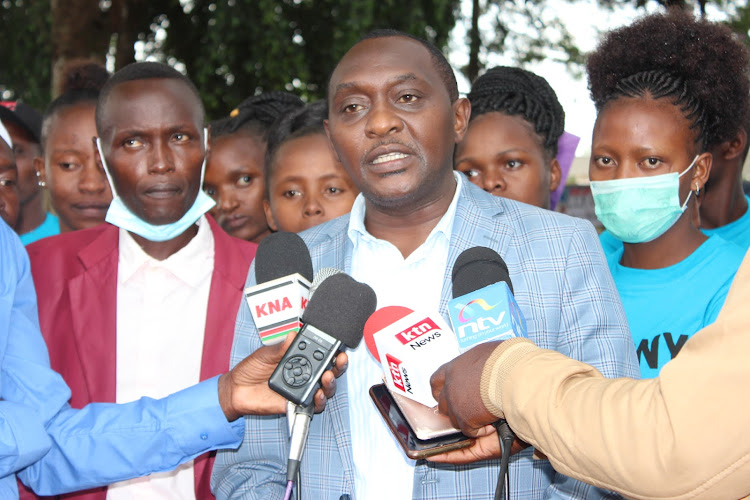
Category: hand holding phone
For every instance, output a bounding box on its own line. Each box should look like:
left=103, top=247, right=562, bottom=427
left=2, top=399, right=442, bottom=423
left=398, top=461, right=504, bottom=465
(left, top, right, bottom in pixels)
left=369, top=383, right=473, bottom=459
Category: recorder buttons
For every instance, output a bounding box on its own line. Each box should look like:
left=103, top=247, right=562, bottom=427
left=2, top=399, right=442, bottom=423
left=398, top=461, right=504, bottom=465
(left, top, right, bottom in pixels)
left=313, top=349, right=325, bottom=361
left=283, top=356, right=312, bottom=387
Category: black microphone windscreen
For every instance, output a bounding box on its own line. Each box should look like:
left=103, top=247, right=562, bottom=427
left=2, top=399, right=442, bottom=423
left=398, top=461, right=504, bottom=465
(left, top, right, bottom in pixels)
left=452, top=247, right=513, bottom=296
left=301, top=273, right=377, bottom=348
left=309, top=268, right=343, bottom=297
left=254, top=232, right=314, bottom=284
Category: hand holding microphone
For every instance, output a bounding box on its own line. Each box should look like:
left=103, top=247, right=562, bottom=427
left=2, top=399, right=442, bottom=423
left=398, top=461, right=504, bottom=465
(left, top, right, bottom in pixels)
left=217, top=333, right=347, bottom=421
left=216, top=233, right=348, bottom=422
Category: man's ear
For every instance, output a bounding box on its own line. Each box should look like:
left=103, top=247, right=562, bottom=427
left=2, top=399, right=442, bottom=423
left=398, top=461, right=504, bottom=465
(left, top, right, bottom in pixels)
left=452, top=98, right=471, bottom=143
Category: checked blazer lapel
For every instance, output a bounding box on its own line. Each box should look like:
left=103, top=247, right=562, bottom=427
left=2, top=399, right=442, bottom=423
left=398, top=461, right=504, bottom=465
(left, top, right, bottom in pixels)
left=439, top=180, right=513, bottom=318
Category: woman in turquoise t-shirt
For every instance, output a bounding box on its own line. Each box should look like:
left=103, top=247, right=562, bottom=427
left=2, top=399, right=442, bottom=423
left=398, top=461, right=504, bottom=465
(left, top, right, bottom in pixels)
left=586, top=11, right=748, bottom=378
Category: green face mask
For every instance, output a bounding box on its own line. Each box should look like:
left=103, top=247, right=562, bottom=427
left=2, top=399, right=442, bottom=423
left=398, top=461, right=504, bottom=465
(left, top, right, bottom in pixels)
left=590, top=156, right=698, bottom=244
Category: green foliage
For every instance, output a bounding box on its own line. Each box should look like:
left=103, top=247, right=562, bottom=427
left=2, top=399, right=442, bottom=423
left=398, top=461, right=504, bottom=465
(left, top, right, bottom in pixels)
left=0, top=0, right=52, bottom=110
left=2, top=0, right=459, bottom=118
left=153, top=0, right=461, bottom=119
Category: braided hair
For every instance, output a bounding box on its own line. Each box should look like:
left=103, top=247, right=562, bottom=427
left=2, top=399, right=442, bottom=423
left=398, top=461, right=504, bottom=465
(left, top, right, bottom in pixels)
left=586, top=10, right=750, bottom=150
left=264, top=100, right=328, bottom=190
left=467, top=66, right=565, bottom=159
left=41, top=61, right=109, bottom=148
left=211, top=91, right=305, bottom=141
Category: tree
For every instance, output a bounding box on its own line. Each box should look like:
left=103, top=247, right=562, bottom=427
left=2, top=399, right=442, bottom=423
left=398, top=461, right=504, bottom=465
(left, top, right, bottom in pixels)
left=0, top=0, right=52, bottom=110
left=153, top=0, right=460, bottom=117
left=460, top=0, right=585, bottom=85
left=1, top=0, right=461, bottom=118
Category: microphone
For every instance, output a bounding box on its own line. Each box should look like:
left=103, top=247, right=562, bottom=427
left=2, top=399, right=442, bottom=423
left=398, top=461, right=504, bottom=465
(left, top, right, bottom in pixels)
left=448, top=246, right=524, bottom=500
left=448, top=247, right=528, bottom=352
left=287, top=268, right=344, bottom=437
left=363, top=306, right=460, bottom=407
left=363, top=305, right=413, bottom=363
left=244, top=232, right=314, bottom=345
left=269, top=272, right=377, bottom=406
left=269, top=271, right=375, bottom=488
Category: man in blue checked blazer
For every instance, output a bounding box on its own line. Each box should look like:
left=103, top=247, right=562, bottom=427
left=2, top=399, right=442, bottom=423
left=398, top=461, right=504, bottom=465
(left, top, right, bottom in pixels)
left=212, top=31, right=638, bottom=500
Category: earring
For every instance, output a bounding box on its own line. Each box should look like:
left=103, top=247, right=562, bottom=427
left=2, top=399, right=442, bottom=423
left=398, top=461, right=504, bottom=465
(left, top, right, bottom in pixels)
left=36, top=170, right=46, bottom=187
left=694, top=183, right=701, bottom=196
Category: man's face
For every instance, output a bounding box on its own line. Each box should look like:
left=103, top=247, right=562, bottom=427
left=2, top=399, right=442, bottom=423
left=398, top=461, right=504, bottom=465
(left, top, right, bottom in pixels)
left=98, top=78, right=205, bottom=225
left=0, top=142, right=20, bottom=228
left=326, top=36, right=469, bottom=210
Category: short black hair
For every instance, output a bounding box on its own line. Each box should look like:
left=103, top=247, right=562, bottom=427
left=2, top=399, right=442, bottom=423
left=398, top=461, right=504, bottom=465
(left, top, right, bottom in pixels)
left=587, top=10, right=750, bottom=151
left=95, top=62, right=204, bottom=135
left=41, top=62, right=110, bottom=148
left=210, top=91, right=304, bottom=141
left=331, top=29, right=459, bottom=103
left=468, top=66, right=564, bottom=159
left=264, top=100, right=328, bottom=191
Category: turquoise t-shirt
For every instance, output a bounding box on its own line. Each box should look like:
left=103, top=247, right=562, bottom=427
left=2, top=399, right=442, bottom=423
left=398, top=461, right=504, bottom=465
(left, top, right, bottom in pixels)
left=602, top=234, right=745, bottom=378
left=702, top=194, right=750, bottom=251
left=19, top=212, right=60, bottom=246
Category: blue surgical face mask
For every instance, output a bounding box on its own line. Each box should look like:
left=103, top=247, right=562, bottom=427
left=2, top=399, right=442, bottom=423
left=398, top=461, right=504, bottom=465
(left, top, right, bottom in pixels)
left=95, top=129, right=216, bottom=242
left=590, top=156, right=698, bottom=244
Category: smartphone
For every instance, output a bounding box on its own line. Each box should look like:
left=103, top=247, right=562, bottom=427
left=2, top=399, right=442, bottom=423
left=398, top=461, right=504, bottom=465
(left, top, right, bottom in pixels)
left=369, top=383, right=473, bottom=460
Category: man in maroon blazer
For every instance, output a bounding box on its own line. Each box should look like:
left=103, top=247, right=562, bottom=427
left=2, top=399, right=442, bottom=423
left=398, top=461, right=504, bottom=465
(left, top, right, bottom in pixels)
left=27, top=62, right=258, bottom=500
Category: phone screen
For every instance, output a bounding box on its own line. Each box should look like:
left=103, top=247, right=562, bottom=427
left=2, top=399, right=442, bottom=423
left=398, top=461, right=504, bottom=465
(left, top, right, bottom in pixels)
left=369, top=383, right=473, bottom=459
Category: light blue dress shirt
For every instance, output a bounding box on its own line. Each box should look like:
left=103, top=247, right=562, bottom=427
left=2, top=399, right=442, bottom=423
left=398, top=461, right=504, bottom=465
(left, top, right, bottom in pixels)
left=344, top=173, right=462, bottom=500
left=0, top=219, right=243, bottom=498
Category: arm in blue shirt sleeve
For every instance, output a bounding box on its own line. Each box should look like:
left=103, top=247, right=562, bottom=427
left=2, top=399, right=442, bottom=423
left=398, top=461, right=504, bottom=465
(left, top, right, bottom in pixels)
left=0, top=403, right=51, bottom=478
left=19, top=377, right=244, bottom=495
left=0, top=221, right=244, bottom=496
left=0, top=222, right=65, bottom=482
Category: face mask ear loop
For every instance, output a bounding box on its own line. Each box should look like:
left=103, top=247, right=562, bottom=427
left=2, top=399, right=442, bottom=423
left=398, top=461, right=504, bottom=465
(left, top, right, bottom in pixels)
left=199, top=127, right=208, bottom=187
left=678, top=155, right=700, bottom=178
left=677, top=155, right=700, bottom=211
left=96, top=137, right=119, bottom=198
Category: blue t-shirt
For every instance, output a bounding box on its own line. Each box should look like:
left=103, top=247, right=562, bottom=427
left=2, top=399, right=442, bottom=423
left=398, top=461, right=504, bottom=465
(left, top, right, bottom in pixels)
left=602, top=234, right=745, bottom=378
left=19, top=212, right=60, bottom=246
left=702, top=194, right=750, bottom=251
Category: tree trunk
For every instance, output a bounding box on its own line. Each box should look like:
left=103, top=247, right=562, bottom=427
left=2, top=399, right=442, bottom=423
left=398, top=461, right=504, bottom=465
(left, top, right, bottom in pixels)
left=467, top=0, right=481, bottom=83
left=50, top=0, right=109, bottom=97
left=110, top=0, right=141, bottom=70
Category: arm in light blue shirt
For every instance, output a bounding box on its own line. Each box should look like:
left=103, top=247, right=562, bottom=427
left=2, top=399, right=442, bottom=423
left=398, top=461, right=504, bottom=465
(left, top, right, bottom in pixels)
left=0, top=221, right=243, bottom=497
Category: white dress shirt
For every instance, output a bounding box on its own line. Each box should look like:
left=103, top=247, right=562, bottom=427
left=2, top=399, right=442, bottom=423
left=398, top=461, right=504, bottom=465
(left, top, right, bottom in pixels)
left=346, top=173, right=462, bottom=500
left=107, top=217, right=214, bottom=500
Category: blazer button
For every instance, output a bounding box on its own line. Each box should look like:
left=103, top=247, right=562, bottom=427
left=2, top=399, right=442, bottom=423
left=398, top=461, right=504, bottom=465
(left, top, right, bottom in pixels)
left=339, top=495, right=351, bottom=500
